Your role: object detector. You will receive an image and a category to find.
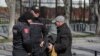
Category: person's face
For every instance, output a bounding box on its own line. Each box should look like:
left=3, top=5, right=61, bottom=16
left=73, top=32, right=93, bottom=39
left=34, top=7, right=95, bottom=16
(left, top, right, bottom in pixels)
left=55, top=21, right=64, bottom=27
left=31, top=10, right=40, bottom=17
left=27, top=19, right=32, bottom=24
left=55, top=21, right=60, bottom=27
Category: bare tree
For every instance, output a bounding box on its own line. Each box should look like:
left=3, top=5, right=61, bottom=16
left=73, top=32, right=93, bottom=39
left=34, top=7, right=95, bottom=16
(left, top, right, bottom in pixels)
left=5, top=0, right=16, bottom=39
left=63, top=0, right=71, bottom=27
left=94, top=0, right=100, bottom=36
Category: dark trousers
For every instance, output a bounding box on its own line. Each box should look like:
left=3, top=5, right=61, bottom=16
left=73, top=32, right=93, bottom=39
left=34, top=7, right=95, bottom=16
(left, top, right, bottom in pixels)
left=32, top=51, right=47, bottom=56
left=13, top=49, right=28, bottom=56
left=31, top=44, right=48, bottom=56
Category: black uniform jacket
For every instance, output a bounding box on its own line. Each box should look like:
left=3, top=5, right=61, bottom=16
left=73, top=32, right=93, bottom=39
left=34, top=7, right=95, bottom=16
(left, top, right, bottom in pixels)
left=29, top=20, right=48, bottom=56
left=54, top=23, right=72, bottom=56
left=29, top=20, right=47, bottom=48
left=13, top=22, right=31, bottom=52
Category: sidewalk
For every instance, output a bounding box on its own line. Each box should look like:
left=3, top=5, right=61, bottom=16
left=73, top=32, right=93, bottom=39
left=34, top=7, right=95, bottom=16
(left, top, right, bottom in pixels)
left=72, top=37, right=100, bottom=56
left=0, top=42, right=12, bottom=56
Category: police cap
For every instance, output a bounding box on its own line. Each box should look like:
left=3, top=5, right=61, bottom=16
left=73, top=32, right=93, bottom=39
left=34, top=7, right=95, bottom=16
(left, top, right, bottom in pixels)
left=31, top=6, right=40, bottom=13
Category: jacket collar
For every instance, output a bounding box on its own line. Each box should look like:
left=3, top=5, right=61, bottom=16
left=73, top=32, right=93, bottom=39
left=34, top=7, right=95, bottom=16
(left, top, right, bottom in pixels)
left=57, top=23, right=66, bottom=32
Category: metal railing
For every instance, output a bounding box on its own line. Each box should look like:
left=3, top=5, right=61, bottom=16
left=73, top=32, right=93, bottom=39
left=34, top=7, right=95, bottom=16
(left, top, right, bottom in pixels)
left=70, top=23, right=96, bottom=33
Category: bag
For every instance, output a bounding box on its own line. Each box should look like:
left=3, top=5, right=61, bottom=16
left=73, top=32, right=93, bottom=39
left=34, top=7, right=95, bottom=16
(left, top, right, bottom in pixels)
left=51, top=47, right=57, bottom=56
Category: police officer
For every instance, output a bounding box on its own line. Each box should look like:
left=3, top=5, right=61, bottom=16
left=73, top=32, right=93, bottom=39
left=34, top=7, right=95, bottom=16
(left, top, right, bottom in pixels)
left=29, top=7, right=48, bottom=56
left=12, top=12, right=34, bottom=56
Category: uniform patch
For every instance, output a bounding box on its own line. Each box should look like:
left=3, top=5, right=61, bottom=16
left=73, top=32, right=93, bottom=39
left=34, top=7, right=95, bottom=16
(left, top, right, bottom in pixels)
left=24, top=28, right=29, bottom=33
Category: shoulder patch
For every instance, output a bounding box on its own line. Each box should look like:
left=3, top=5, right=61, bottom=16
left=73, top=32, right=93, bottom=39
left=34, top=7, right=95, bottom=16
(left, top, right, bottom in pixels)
left=24, top=28, right=29, bottom=33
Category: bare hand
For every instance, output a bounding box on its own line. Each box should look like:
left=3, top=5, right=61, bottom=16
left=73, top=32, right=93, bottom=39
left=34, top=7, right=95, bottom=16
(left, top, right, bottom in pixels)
left=28, top=53, right=31, bottom=56
left=40, top=41, right=44, bottom=47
